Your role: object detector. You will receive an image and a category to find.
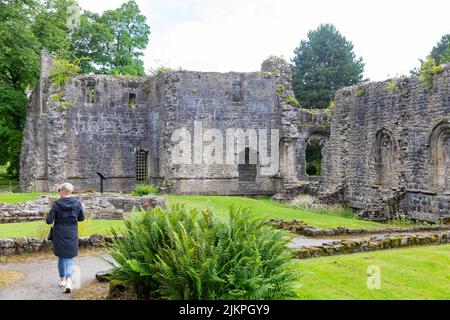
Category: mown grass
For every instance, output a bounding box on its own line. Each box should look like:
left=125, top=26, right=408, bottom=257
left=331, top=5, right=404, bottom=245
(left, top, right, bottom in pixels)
left=294, top=244, right=450, bottom=300
left=166, top=196, right=385, bottom=229
left=0, top=220, right=124, bottom=239
left=0, top=194, right=386, bottom=238
left=0, top=192, right=56, bottom=203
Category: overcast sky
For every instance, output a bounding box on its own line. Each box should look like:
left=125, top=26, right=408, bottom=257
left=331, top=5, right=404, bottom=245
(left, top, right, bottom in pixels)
left=77, top=0, right=449, bottom=81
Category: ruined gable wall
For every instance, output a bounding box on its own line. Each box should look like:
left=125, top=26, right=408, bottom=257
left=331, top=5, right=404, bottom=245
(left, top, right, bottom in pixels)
left=160, top=71, right=283, bottom=195
left=321, top=66, right=450, bottom=221
left=20, top=65, right=162, bottom=192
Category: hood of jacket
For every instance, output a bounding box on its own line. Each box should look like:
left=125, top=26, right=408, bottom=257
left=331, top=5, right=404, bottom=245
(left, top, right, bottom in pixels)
left=55, top=197, right=80, bottom=210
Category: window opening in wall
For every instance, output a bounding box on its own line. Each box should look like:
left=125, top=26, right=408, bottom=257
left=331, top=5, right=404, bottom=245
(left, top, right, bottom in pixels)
left=86, top=84, right=96, bottom=103
left=305, top=139, right=323, bottom=176
left=129, top=93, right=137, bottom=107
left=136, top=150, right=149, bottom=181
left=232, top=80, right=242, bottom=103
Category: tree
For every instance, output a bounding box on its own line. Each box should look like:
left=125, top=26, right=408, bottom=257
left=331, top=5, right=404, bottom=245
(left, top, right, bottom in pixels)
left=0, top=0, right=150, bottom=178
left=411, top=34, right=450, bottom=76
left=291, top=24, right=365, bottom=109
left=0, top=0, right=41, bottom=177
left=430, top=34, right=450, bottom=65
left=71, top=0, right=150, bottom=75
left=32, top=0, right=79, bottom=58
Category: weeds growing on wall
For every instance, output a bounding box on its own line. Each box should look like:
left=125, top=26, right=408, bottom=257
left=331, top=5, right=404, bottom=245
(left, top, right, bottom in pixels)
left=285, top=95, right=300, bottom=107
left=50, top=59, right=80, bottom=87
left=419, top=57, right=444, bottom=89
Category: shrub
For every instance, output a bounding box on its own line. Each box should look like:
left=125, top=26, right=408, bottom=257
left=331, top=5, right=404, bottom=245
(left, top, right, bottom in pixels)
left=131, top=184, right=159, bottom=196
left=290, top=195, right=355, bottom=218
left=107, top=205, right=297, bottom=300
left=285, top=95, right=300, bottom=107
left=276, top=84, right=286, bottom=96
left=291, top=195, right=317, bottom=211
left=385, top=79, right=400, bottom=93
left=419, top=57, right=444, bottom=89
left=356, top=88, right=367, bottom=97
left=50, top=58, right=80, bottom=87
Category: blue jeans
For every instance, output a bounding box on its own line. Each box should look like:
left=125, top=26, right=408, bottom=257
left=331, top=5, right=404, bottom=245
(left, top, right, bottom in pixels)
left=58, top=258, right=74, bottom=279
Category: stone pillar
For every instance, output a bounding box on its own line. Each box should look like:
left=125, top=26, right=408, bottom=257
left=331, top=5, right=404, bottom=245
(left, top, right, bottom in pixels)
left=280, top=139, right=298, bottom=180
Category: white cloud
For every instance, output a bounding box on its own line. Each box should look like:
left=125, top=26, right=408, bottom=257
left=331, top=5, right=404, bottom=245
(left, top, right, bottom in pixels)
left=77, top=0, right=450, bottom=81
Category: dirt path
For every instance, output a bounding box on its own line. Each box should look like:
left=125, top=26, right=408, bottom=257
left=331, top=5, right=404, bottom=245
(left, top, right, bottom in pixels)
left=0, top=250, right=112, bottom=300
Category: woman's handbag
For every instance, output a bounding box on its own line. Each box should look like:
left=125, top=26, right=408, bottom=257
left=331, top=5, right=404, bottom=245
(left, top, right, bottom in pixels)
left=47, top=226, right=54, bottom=241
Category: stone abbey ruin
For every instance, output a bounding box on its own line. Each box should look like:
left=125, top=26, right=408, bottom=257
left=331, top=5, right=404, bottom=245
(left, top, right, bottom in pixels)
left=20, top=52, right=450, bottom=223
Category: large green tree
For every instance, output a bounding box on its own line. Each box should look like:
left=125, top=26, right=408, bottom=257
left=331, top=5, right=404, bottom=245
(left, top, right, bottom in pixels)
left=32, top=0, right=79, bottom=58
left=291, top=24, right=365, bottom=109
left=71, top=0, right=150, bottom=75
left=0, top=0, right=40, bottom=177
left=0, top=0, right=151, bottom=178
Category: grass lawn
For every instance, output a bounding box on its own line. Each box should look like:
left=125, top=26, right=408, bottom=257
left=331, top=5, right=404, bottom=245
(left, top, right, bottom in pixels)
left=0, top=192, right=386, bottom=238
left=0, top=220, right=124, bottom=239
left=0, top=192, right=56, bottom=203
left=166, top=195, right=385, bottom=229
left=294, top=244, right=450, bottom=300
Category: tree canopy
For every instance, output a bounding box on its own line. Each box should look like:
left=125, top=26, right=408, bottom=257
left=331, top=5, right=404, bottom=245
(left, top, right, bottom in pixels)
left=291, top=24, right=365, bottom=109
left=411, top=34, right=450, bottom=76
left=71, top=0, right=150, bottom=76
left=0, top=0, right=150, bottom=178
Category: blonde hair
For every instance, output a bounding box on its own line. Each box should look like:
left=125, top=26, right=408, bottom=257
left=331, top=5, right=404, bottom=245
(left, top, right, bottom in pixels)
left=58, top=182, right=74, bottom=195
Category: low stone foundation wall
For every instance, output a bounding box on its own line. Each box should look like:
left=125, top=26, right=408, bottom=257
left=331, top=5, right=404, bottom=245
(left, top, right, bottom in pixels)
left=267, top=219, right=450, bottom=237
left=294, top=231, right=450, bottom=259
left=0, top=234, right=115, bottom=256
left=0, top=193, right=166, bottom=223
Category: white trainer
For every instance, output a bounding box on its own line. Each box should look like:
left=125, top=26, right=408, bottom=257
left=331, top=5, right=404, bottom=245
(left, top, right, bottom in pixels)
left=65, top=278, right=72, bottom=293
left=59, top=279, right=66, bottom=287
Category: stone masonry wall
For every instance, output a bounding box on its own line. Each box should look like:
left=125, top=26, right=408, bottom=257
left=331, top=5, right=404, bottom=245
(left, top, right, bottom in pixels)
left=160, top=70, right=283, bottom=195
left=321, top=66, right=450, bottom=222
left=0, top=194, right=166, bottom=223
left=21, top=53, right=306, bottom=195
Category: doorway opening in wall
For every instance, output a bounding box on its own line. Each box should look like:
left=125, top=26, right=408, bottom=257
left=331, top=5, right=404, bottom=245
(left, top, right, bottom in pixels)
left=238, top=147, right=257, bottom=182
left=305, top=139, right=323, bottom=176
left=136, top=150, right=149, bottom=181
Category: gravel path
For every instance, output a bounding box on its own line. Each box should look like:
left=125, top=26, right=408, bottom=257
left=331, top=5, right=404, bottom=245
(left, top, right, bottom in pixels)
left=0, top=251, right=112, bottom=300
left=288, top=231, right=448, bottom=249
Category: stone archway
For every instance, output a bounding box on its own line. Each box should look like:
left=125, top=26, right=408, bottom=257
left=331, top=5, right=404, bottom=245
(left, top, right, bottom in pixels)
left=429, top=120, right=450, bottom=192
left=305, top=133, right=328, bottom=177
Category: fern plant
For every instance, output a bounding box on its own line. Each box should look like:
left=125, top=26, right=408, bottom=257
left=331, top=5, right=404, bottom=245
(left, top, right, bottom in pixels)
left=107, top=205, right=297, bottom=300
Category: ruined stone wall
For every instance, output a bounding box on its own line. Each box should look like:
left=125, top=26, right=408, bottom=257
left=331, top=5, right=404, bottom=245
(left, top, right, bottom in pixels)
left=20, top=52, right=162, bottom=192
left=20, top=53, right=300, bottom=195
left=159, top=71, right=283, bottom=195
left=321, top=66, right=450, bottom=222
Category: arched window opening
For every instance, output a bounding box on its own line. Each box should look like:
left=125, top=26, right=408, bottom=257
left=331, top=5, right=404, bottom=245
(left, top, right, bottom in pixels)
left=375, top=129, right=396, bottom=186
left=429, top=121, right=450, bottom=192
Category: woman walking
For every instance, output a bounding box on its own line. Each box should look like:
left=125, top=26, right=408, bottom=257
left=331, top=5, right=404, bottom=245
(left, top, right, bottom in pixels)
left=46, top=183, right=85, bottom=293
